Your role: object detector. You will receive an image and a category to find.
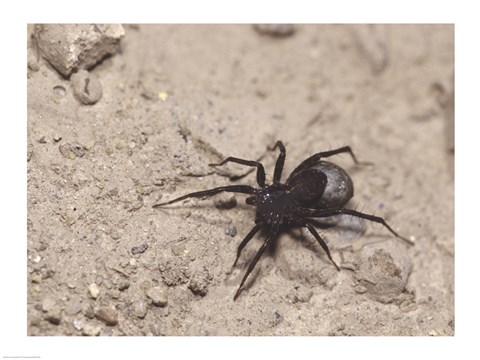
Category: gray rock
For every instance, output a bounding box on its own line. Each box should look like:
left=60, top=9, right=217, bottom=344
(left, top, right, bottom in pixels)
left=131, top=243, right=148, bottom=255
left=225, top=226, right=237, bottom=237
left=33, top=24, right=124, bottom=77
left=64, top=298, right=82, bottom=315
left=147, top=287, right=168, bottom=307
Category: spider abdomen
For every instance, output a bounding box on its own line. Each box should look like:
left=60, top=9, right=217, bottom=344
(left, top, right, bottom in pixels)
left=310, top=161, right=354, bottom=209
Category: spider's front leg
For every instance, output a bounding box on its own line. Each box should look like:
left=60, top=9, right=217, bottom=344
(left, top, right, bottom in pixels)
left=152, top=185, right=256, bottom=207
left=209, top=157, right=267, bottom=188
left=268, top=140, right=286, bottom=184
left=289, top=146, right=372, bottom=180
left=233, top=230, right=276, bottom=301
left=232, top=222, right=264, bottom=267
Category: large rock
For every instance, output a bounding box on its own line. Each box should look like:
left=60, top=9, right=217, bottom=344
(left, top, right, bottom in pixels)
left=33, top=24, right=124, bottom=77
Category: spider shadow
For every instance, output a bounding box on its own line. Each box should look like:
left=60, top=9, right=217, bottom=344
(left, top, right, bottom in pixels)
left=153, top=202, right=254, bottom=223
left=230, top=219, right=341, bottom=293
left=231, top=216, right=367, bottom=292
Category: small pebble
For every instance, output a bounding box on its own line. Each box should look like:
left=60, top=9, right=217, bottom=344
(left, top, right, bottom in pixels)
left=188, top=267, right=212, bottom=296
left=27, top=50, right=40, bottom=71
left=254, top=24, right=296, bottom=37
left=225, top=226, right=237, bottom=237
left=293, top=286, right=313, bottom=303
left=31, top=273, right=42, bottom=283
left=95, top=275, right=104, bottom=285
left=95, top=306, right=118, bottom=326
left=59, top=143, right=87, bottom=159
left=131, top=243, right=148, bottom=255
left=41, top=297, right=55, bottom=312
left=64, top=298, right=82, bottom=315
left=83, top=304, right=95, bottom=319
left=44, top=312, right=62, bottom=325
left=171, top=243, right=186, bottom=256
left=147, top=287, right=168, bottom=307
left=72, top=318, right=84, bottom=331
left=88, top=283, right=100, bottom=299
left=149, top=323, right=162, bottom=336
left=110, top=289, right=121, bottom=299
left=82, top=324, right=101, bottom=336
left=118, top=281, right=130, bottom=291
left=71, top=70, right=103, bottom=105
left=100, top=327, right=114, bottom=336
left=132, top=299, right=148, bottom=318
left=53, top=85, right=66, bottom=97
left=272, top=310, right=284, bottom=327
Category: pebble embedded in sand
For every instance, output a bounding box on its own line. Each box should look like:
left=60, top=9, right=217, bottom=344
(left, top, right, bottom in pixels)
left=71, top=70, right=103, bottom=105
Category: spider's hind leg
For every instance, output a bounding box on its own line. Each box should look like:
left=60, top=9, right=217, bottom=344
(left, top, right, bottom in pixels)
left=309, top=208, right=414, bottom=246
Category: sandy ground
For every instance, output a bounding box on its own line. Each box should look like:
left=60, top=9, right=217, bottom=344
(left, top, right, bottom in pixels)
left=27, top=24, right=454, bottom=336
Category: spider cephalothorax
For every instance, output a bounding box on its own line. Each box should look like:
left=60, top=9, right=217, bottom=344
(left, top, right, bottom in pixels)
left=154, top=141, right=413, bottom=300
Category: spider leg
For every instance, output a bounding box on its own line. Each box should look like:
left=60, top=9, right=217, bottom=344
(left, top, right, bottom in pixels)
left=313, top=146, right=362, bottom=164
left=305, top=223, right=340, bottom=271
left=233, top=232, right=276, bottom=301
left=268, top=140, right=286, bottom=184
left=209, top=157, right=267, bottom=187
left=233, top=222, right=264, bottom=267
left=290, top=146, right=370, bottom=180
left=245, top=196, right=256, bottom=205
left=309, top=208, right=414, bottom=245
left=152, top=185, right=256, bottom=207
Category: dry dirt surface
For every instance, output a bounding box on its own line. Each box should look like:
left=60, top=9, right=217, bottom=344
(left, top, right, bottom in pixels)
left=27, top=24, right=454, bottom=336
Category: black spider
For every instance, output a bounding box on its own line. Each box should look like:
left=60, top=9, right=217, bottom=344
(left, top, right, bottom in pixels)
left=154, top=141, right=413, bottom=300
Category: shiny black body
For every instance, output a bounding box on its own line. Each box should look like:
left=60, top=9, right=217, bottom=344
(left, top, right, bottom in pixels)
left=154, top=141, right=412, bottom=300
